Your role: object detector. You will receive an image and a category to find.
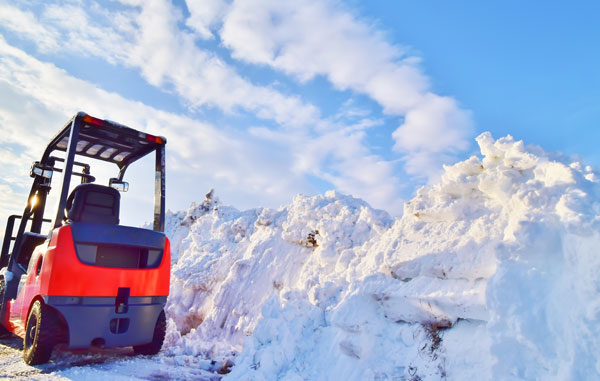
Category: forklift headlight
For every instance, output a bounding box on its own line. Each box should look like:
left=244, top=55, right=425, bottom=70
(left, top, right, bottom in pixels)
left=30, top=162, right=53, bottom=179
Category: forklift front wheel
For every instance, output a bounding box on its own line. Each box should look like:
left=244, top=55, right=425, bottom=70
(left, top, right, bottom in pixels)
left=23, top=300, right=58, bottom=365
left=0, top=276, right=9, bottom=337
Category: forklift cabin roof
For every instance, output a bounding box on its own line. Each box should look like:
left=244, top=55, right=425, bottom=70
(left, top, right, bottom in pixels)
left=45, top=113, right=166, bottom=169
left=40, top=112, right=167, bottom=232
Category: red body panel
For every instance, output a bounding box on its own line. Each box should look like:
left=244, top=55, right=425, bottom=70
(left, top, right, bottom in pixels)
left=6, top=225, right=170, bottom=338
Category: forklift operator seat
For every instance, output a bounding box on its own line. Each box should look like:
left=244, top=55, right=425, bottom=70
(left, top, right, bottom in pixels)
left=65, top=184, right=120, bottom=225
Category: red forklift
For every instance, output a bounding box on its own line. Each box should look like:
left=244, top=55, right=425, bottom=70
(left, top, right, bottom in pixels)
left=0, top=112, right=170, bottom=365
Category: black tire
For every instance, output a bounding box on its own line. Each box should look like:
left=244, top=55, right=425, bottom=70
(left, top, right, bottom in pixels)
left=133, top=309, right=166, bottom=356
left=23, top=300, right=58, bottom=365
left=0, top=276, right=9, bottom=337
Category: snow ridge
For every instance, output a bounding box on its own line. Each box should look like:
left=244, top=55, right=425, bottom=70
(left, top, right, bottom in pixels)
left=163, top=133, right=600, bottom=380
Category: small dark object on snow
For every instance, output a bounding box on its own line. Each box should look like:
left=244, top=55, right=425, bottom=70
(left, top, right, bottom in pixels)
left=306, top=230, right=320, bottom=248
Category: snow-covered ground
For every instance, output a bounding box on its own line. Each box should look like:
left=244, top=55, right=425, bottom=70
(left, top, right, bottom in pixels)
left=0, top=334, right=225, bottom=380
left=3, top=132, right=600, bottom=380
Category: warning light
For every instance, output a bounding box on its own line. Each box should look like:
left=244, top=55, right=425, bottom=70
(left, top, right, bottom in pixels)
left=145, top=134, right=164, bottom=144
left=83, top=114, right=104, bottom=127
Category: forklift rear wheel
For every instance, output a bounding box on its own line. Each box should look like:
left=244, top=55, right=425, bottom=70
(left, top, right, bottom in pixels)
left=23, top=300, right=59, bottom=365
left=133, top=309, right=166, bottom=356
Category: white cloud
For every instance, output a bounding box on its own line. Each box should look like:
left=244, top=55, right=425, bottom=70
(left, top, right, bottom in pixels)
left=1, top=1, right=320, bottom=129
left=0, top=79, right=66, bottom=235
left=127, top=0, right=322, bottom=128
left=0, top=183, right=26, bottom=227
left=0, top=36, right=314, bottom=225
left=0, top=3, right=59, bottom=52
left=218, top=0, right=474, bottom=177
left=185, top=0, right=229, bottom=40
left=393, top=94, right=474, bottom=178
left=42, top=4, right=134, bottom=65
left=315, top=129, right=406, bottom=214
left=220, top=0, right=426, bottom=111
left=0, top=1, right=411, bottom=215
left=0, top=0, right=479, bottom=216
left=250, top=119, right=405, bottom=213
left=393, top=95, right=472, bottom=153
left=16, top=0, right=320, bottom=129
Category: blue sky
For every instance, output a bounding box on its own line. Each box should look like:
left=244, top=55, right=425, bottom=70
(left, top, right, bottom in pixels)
left=0, top=0, right=598, bottom=232
left=365, top=0, right=600, bottom=160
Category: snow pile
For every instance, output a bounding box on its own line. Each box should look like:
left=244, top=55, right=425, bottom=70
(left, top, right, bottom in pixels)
left=163, top=190, right=391, bottom=358
left=162, top=133, right=600, bottom=380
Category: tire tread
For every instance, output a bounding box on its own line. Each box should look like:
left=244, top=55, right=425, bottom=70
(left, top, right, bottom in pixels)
left=0, top=277, right=10, bottom=337
left=23, top=300, right=58, bottom=365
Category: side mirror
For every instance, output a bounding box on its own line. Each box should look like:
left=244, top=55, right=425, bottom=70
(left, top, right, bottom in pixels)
left=109, top=178, right=129, bottom=192
left=81, top=174, right=96, bottom=184
left=30, top=162, right=53, bottom=179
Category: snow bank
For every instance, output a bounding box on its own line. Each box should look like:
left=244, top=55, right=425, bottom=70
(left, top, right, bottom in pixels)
left=162, top=133, right=600, bottom=380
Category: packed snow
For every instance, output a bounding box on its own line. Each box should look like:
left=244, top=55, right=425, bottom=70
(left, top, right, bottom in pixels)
left=2, top=132, right=600, bottom=380
left=160, top=132, right=600, bottom=380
